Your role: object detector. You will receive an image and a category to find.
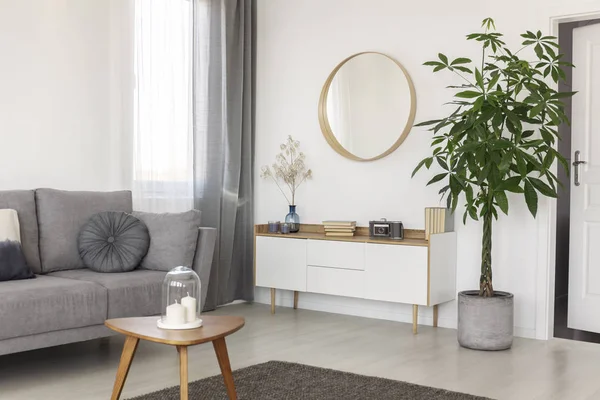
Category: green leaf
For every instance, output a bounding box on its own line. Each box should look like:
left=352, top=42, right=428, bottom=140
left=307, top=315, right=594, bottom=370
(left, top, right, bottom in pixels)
left=482, top=17, right=495, bottom=30
left=438, top=53, right=449, bottom=65
left=494, top=191, right=509, bottom=215
left=490, top=139, right=512, bottom=150
left=427, top=173, right=448, bottom=186
left=516, top=152, right=527, bottom=176
left=524, top=180, right=538, bottom=217
left=551, top=91, right=577, bottom=99
left=521, top=130, right=535, bottom=139
left=454, top=66, right=473, bottom=74
left=473, top=97, right=484, bottom=112
left=431, top=136, right=445, bottom=146
left=423, top=61, right=443, bottom=67
left=505, top=110, right=523, bottom=131
left=449, top=175, right=462, bottom=196
left=412, top=157, right=432, bottom=178
left=436, top=156, right=449, bottom=171
left=529, top=103, right=545, bottom=118
left=451, top=57, right=472, bottom=65
left=468, top=206, right=479, bottom=221
left=529, top=177, right=558, bottom=198
left=478, top=163, right=492, bottom=184
left=499, top=151, right=513, bottom=171
left=455, top=90, right=482, bottom=99
left=498, top=176, right=524, bottom=193
left=543, top=151, right=555, bottom=170
left=487, top=73, right=500, bottom=92
left=556, top=152, right=570, bottom=177
left=475, top=68, right=484, bottom=89
left=414, top=119, right=443, bottom=127
left=456, top=142, right=480, bottom=153
left=465, top=184, right=474, bottom=203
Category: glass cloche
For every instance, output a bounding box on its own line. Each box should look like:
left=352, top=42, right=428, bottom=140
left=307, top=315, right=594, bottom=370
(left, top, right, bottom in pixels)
left=157, top=266, right=202, bottom=330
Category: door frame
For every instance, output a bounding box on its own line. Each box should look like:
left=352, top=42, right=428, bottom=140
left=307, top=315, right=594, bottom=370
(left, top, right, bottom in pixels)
left=540, top=11, right=600, bottom=340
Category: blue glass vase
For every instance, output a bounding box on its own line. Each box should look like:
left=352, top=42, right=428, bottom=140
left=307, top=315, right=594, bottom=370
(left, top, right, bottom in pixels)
left=285, top=205, right=300, bottom=233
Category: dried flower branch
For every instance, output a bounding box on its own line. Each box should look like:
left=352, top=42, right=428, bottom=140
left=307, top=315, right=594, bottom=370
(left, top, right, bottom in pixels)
left=261, top=135, right=312, bottom=205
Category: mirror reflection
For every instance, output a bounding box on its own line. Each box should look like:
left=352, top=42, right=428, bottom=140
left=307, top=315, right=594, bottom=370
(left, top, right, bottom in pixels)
left=321, top=53, right=415, bottom=161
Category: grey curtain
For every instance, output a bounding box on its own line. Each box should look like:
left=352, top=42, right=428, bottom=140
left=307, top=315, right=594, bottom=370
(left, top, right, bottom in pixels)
left=193, top=0, right=255, bottom=310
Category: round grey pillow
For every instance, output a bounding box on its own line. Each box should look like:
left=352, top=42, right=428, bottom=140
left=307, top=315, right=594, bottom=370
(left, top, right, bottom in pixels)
left=78, top=212, right=150, bottom=273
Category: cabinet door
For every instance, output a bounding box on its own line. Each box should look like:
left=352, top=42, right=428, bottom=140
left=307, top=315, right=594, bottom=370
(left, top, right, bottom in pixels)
left=255, top=236, right=307, bottom=291
left=364, top=244, right=428, bottom=305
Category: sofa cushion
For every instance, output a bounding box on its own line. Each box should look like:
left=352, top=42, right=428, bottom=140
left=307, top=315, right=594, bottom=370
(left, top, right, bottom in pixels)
left=49, top=269, right=166, bottom=318
left=78, top=212, right=150, bottom=273
left=0, top=209, right=35, bottom=282
left=132, top=210, right=201, bottom=271
left=0, top=190, right=41, bottom=273
left=36, top=189, right=133, bottom=272
left=0, top=275, right=107, bottom=340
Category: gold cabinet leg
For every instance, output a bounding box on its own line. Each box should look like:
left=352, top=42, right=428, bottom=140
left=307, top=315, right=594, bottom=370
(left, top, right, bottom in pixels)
left=412, top=305, right=418, bottom=334
left=177, top=346, right=189, bottom=400
left=433, top=304, right=439, bottom=328
left=270, top=288, right=276, bottom=314
left=293, top=291, right=299, bottom=309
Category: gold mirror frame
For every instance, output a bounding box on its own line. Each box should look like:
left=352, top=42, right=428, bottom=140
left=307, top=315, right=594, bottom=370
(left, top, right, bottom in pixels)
left=318, top=52, right=417, bottom=162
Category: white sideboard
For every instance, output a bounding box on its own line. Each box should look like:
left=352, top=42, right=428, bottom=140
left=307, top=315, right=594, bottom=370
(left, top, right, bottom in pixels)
left=254, top=224, right=457, bottom=333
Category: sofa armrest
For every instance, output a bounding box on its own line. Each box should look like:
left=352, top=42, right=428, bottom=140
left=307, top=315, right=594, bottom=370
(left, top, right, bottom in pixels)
left=193, top=227, right=217, bottom=311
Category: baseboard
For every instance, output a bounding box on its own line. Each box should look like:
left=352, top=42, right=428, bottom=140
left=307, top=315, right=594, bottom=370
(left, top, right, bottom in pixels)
left=254, top=287, right=537, bottom=339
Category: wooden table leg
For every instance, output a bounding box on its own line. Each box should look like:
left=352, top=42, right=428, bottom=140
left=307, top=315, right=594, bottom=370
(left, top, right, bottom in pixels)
left=412, top=304, right=418, bottom=335
left=270, top=288, right=276, bottom=314
left=177, top=346, right=189, bottom=400
left=213, top=337, right=237, bottom=400
left=293, top=291, right=299, bottom=309
left=433, top=304, right=439, bottom=328
left=110, top=336, right=139, bottom=400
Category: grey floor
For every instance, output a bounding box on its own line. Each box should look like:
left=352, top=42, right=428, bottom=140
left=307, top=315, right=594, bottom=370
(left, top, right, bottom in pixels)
left=1, top=303, right=600, bottom=400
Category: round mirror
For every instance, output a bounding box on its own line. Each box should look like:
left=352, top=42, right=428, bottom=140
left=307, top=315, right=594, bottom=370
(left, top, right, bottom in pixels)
left=318, top=52, right=416, bottom=161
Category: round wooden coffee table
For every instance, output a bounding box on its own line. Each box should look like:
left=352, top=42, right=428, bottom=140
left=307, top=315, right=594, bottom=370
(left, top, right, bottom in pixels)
left=105, top=315, right=245, bottom=400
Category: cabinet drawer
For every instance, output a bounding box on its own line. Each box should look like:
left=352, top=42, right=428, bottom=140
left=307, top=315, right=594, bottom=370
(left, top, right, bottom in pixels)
left=256, top=236, right=307, bottom=292
left=307, top=240, right=365, bottom=270
left=307, top=266, right=364, bottom=298
left=364, top=244, right=428, bottom=305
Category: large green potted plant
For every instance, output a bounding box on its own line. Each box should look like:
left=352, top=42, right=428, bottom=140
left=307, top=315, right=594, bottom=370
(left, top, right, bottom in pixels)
left=413, top=18, right=574, bottom=350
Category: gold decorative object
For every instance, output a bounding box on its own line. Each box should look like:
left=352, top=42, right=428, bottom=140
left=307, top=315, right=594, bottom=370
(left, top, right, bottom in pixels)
left=424, top=207, right=454, bottom=240
left=318, top=52, right=417, bottom=162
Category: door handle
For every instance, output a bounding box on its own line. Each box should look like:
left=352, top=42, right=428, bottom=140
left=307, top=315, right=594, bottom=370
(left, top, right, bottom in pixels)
left=573, top=150, right=587, bottom=187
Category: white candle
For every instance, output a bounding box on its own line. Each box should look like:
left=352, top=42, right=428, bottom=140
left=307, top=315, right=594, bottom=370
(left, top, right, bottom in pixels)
left=166, top=301, right=186, bottom=325
left=181, top=293, right=197, bottom=323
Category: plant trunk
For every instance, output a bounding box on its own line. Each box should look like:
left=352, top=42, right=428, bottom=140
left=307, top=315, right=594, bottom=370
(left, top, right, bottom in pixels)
left=480, top=210, right=494, bottom=297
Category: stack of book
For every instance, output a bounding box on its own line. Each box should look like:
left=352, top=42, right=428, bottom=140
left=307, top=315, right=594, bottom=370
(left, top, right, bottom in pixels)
left=322, top=220, right=356, bottom=237
left=424, top=207, right=454, bottom=240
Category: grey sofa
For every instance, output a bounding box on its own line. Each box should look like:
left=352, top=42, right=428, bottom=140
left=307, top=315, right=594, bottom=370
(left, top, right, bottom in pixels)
left=0, top=189, right=216, bottom=356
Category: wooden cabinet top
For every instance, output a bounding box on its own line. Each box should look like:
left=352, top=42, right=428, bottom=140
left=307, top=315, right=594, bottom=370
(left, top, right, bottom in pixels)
left=255, top=224, right=429, bottom=247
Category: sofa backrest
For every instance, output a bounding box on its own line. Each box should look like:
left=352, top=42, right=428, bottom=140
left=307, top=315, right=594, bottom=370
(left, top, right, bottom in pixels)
left=0, top=190, right=42, bottom=273
left=36, top=189, right=132, bottom=273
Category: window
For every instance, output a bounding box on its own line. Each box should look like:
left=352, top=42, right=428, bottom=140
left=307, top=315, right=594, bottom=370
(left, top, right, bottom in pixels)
left=133, top=0, right=194, bottom=211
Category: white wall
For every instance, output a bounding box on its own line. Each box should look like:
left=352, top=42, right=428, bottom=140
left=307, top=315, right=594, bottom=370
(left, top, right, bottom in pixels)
left=255, top=0, right=600, bottom=339
left=0, top=0, right=130, bottom=191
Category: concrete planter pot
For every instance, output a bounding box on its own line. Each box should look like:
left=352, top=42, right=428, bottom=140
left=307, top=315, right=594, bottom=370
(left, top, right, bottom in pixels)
left=457, top=290, right=514, bottom=351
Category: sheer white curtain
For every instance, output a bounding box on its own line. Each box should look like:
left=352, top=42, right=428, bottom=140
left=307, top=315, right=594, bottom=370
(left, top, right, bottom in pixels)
left=133, top=0, right=194, bottom=212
